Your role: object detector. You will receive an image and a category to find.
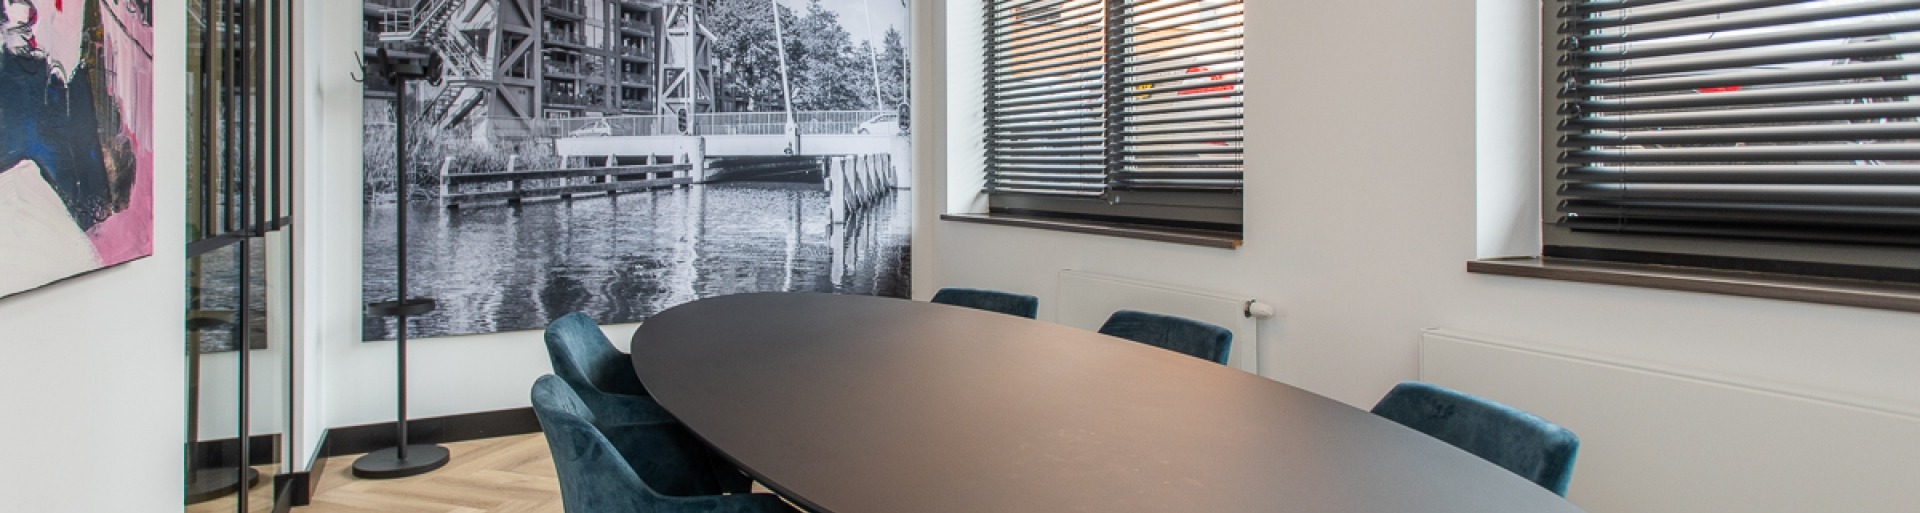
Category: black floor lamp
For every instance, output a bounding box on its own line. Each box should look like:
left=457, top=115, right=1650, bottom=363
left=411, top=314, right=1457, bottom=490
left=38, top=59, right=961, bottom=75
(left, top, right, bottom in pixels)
left=354, top=48, right=449, bottom=479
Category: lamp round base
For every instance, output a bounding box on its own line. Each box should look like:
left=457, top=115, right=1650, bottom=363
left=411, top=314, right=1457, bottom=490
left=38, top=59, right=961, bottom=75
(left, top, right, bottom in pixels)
left=184, top=466, right=261, bottom=504
left=350, top=444, right=450, bottom=479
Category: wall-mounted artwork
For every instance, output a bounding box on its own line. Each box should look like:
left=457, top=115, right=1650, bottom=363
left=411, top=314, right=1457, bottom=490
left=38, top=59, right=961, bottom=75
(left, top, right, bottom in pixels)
left=361, top=0, right=912, bottom=340
left=0, top=0, right=155, bottom=299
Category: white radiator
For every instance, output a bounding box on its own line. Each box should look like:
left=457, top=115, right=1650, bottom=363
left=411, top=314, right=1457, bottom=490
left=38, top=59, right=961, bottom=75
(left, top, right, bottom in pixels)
left=1056, top=270, right=1272, bottom=375
left=1419, top=329, right=1920, bottom=513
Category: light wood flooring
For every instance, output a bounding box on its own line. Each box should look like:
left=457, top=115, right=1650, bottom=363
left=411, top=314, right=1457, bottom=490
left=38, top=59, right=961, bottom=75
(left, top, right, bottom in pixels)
left=294, top=433, right=781, bottom=513
left=297, top=434, right=564, bottom=513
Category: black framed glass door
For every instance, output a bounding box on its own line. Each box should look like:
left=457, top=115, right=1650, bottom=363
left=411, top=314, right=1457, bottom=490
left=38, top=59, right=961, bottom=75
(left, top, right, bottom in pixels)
left=185, top=0, right=296, bottom=511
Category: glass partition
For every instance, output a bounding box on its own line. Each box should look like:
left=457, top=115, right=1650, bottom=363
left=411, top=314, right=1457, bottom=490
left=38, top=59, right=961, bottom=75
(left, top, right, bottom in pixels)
left=185, top=0, right=297, bottom=511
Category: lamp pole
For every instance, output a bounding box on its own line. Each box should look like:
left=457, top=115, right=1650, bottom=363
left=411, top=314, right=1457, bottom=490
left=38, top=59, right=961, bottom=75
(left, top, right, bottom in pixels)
left=862, top=0, right=885, bottom=109
left=771, top=0, right=798, bottom=135
left=354, top=48, right=448, bottom=481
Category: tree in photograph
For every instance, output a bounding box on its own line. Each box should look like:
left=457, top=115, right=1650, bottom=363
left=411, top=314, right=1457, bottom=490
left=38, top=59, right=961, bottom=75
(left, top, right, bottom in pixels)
left=709, top=0, right=798, bottom=111
left=709, top=0, right=885, bottom=112
left=788, top=0, right=869, bottom=111
left=880, top=27, right=910, bottom=110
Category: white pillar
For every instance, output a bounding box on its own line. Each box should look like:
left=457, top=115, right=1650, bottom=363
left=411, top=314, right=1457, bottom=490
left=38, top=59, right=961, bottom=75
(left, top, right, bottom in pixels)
left=830, top=157, right=847, bottom=224
left=861, top=155, right=876, bottom=206
left=690, top=137, right=709, bottom=184
left=438, top=156, right=455, bottom=203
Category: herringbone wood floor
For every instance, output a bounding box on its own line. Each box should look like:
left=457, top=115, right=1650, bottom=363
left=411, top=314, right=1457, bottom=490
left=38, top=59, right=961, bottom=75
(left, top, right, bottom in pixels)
left=294, top=434, right=778, bottom=513
left=296, top=434, right=565, bottom=513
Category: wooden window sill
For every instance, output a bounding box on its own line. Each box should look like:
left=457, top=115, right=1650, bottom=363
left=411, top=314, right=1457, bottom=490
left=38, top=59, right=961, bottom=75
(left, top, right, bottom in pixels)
left=940, top=213, right=1242, bottom=250
left=1469, top=257, right=1920, bottom=313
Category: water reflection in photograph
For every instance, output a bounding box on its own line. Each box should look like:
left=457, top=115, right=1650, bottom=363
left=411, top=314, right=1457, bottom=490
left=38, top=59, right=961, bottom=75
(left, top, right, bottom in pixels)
left=362, top=181, right=910, bottom=340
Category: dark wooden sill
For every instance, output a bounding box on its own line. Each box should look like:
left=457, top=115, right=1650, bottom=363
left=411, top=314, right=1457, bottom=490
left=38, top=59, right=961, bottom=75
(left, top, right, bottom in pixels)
left=940, top=213, right=1242, bottom=249
left=1469, top=257, right=1920, bottom=314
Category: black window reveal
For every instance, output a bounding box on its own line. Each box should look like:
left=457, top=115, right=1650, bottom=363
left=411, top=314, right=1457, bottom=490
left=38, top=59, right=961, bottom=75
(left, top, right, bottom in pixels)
left=983, top=0, right=1245, bottom=232
left=1547, top=0, right=1920, bottom=281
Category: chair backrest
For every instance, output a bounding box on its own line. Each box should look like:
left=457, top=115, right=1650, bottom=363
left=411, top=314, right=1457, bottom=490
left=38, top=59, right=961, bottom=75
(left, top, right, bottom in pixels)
left=1369, top=381, right=1580, bottom=496
left=545, top=312, right=647, bottom=396
left=1096, top=310, right=1233, bottom=364
left=930, top=287, right=1040, bottom=319
left=533, top=375, right=659, bottom=513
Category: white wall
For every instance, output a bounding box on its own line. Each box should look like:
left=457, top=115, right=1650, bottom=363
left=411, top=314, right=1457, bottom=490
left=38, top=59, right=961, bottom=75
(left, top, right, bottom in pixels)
left=0, top=5, right=187, bottom=512
left=305, top=3, right=604, bottom=431
left=293, top=0, right=324, bottom=468
left=307, top=2, right=647, bottom=429
left=299, top=2, right=1920, bottom=506
left=305, top=1, right=943, bottom=431
left=930, top=0, right=1920, bottom=505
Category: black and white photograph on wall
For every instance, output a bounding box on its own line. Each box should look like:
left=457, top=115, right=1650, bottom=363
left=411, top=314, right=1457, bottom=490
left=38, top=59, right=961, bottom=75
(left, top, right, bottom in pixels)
left=360, top=0, right=913, bottom=340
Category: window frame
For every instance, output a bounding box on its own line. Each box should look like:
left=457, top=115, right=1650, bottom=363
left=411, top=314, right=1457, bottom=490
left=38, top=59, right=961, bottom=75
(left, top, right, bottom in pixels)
left=1536, top=0, right=1920, bottom=284
left=977, top=0, right=1247, bottom=236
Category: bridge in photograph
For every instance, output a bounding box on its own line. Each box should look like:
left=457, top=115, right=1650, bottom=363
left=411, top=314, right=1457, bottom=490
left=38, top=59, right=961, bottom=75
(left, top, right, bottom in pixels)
left=441, top=110, right=910, bottom=224
left=543, top=110, right=907, bottom=164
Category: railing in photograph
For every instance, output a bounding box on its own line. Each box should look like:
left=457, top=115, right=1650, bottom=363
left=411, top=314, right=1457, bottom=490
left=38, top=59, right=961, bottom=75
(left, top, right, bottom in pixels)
left=796, top=110, right=895, bottom=135
left=378, top=7, right=414, bottom=36
left=686, top=110, right=894, bottom=136
left=545, top=30, right=585, bottom=46
left=620, top=45, right=652, bottom=58
left=544, top=60, right=585, bottom=77
left=441, top=163, right=695, bottom=208
left=529, top=111, right=903, bottom=138
left=544, top=91, right=591, bottom=106
left=689, top=112, right=788, bottom=135
left=544, top=0, right=586, bottom=17
left=429, top=24, right=490, bottom=77
left=541, top=115, right=675, bottom=138
left=616, top=0, right=658, bottom=12
left=374, top=0, right=462, bottom=42
left=618, top=21, right=657, bottom=36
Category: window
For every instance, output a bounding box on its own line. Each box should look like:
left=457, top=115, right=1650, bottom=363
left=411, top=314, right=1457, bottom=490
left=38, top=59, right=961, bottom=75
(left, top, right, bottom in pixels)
left=1546, top=0, right=1920, bottom=282
left=981, top=0, right=1246, bottom=233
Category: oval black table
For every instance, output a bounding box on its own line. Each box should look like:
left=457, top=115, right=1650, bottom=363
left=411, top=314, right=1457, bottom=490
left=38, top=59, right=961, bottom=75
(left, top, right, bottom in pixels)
left=632, top=292, right=1585, bottom=513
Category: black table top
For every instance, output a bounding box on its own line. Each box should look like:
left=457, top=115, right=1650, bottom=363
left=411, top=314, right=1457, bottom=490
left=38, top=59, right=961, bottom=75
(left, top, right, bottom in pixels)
left=632, top=292, right=1585, bottom=513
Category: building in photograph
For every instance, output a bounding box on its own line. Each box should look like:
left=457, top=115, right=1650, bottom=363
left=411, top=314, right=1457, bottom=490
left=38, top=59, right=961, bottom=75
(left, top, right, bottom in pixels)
left=364, top=0, right=742, bottom=140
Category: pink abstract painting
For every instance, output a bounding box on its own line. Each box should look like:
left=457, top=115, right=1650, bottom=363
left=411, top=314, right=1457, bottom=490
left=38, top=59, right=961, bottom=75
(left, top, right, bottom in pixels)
left=1, top=0, right=153, bottom=298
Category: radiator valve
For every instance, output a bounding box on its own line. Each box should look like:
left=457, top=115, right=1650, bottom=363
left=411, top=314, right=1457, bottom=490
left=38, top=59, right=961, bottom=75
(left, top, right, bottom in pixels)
left=1243, top=300, right=1277, bottom=319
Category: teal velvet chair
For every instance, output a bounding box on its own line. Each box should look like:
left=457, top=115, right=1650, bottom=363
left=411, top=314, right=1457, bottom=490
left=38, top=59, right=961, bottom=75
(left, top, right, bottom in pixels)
left=546, top=313, right=752, bottom=493
left=930, top=287, right=1040, bottom=319
left=533, top=375, right=799, bottom=513
left=1097, top=310, right=1233, bottom=365
left=1370, top=381, right=1580, bottom=496
left=545, top=312, right=673, bottom=426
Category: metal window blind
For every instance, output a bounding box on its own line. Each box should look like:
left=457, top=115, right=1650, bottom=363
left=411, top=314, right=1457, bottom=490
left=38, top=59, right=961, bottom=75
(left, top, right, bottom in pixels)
left=984, top=0, right=1245, bottom=199
left=1552, top=0, right=1920, bottom=247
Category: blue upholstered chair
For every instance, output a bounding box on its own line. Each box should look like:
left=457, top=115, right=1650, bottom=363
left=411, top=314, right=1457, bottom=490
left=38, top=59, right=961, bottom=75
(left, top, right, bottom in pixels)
left=930, top=287, right=1040, bottom=319
left=545, top=312, right=674, bottom=426
left=533, top=376, right=799, bottom=513
left=546, top=313, right=752, bottom=493
left=1369, top=381, right=1580, bottom=496
left=1096, top=310, right=1233, bottom=365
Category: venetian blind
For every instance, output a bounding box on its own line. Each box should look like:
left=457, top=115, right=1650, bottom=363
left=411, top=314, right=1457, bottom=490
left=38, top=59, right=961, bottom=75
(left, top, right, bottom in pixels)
left=1551, top=0, right=1920, bottom=249
left=983, top=0, right=1245, bottom=227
